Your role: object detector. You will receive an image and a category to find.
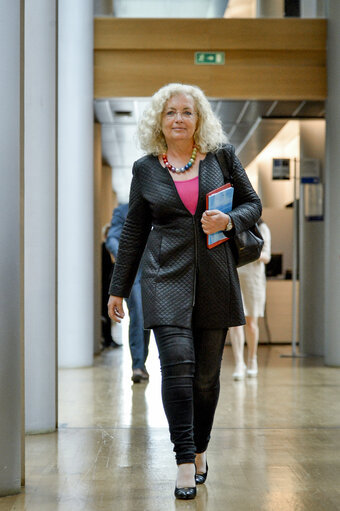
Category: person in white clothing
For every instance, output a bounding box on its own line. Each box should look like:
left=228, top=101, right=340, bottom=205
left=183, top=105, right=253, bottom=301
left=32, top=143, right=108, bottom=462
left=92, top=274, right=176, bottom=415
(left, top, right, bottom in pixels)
left=229, top=219, right=271, bottom=379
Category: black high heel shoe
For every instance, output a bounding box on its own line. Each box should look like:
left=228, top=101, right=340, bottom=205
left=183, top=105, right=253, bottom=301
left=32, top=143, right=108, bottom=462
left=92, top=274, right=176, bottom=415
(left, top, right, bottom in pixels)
left=174, top=485, right=197, bottom=500
left=174, top=465, right=197, bottom=500
left=195, top=462, right=208, bottom=485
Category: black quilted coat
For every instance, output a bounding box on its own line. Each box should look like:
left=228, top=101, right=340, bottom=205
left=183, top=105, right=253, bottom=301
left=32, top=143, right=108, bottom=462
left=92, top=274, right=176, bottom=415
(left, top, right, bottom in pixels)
left=109, top=144, right=262, bottom=329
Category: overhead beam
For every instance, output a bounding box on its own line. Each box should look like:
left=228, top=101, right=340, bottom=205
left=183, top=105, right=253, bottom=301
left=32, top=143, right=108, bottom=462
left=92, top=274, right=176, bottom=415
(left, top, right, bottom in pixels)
left=94, top=18, right=327, bottom=99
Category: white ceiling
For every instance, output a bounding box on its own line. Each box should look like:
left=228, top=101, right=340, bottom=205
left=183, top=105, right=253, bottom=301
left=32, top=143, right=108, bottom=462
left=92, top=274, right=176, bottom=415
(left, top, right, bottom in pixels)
left=94, top=0, right=229, bottom=18
left=114, top=0, right=228, bottom=18
left=94, top=98, right=325, bottom=203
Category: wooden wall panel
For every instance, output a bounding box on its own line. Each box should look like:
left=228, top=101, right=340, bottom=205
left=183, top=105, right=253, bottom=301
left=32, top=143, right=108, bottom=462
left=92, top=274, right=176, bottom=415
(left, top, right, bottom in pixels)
left=93, top=127, right=115, bottom=354
left=93, top=123, right=102, bottom=354
left=101, top=164, right=115, bottom=228
left=94, top=18, right=326, bottom=51
left=94, top=18, right=327, bottom=100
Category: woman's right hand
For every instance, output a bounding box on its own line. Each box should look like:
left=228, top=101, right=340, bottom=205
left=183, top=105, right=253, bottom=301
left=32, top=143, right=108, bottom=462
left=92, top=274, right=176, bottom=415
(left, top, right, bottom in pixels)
left=108, top=295, right=125, bottom=323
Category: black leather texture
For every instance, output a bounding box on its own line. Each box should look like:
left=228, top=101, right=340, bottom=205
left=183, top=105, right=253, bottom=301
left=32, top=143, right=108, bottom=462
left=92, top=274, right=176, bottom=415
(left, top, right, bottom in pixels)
left=109, top=144, right=262, bottom=329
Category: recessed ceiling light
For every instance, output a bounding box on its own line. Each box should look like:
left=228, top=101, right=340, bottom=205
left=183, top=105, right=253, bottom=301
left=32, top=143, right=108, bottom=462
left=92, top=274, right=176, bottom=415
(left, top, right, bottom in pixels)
left=114, top=110, right=133, bottom=117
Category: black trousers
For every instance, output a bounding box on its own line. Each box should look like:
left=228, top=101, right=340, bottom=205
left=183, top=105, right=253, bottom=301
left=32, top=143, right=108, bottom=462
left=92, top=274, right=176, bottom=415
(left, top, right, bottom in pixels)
left=153, top=326, right=228, bottom=465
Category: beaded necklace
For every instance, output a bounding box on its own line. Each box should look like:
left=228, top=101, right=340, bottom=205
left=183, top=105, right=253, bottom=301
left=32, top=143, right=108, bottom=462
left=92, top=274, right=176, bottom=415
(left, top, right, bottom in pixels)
left=162, top=145, right=197, bottom=174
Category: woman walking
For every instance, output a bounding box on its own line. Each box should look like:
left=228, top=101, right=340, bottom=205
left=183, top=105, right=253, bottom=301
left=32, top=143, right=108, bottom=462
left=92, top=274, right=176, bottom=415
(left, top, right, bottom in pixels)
left=230, top=219, right=271, bottom=380
left=108, top=83, right=261, bottom=499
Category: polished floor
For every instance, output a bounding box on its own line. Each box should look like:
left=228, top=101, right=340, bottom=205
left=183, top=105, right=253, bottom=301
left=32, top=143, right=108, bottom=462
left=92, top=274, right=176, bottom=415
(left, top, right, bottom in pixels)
left=2, top=322, right=340, bottom=511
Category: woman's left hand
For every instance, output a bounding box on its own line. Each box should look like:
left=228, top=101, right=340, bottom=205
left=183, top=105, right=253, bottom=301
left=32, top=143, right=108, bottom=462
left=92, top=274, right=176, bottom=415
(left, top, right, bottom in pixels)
left=201, top=209, right=229, bottom=235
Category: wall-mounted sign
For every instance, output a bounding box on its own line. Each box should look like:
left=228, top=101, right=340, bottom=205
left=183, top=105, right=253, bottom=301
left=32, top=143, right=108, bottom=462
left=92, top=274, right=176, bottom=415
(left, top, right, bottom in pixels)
left=300, top=158, right=320, bottom=183
left=272, top=158, right=290, bottom=180
left=304, top=182, right=323, bottom=221
left=194, top=52, right=225, bottom=65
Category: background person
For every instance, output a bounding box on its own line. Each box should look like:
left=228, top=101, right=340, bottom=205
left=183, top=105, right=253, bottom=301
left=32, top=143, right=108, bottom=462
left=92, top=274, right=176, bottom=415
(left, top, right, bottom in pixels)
left=230, top=218, right=271, bottom=380
left=101, top=223, right=121, bottom=349
left=106, top=204, right=150, bottom=383
left=107, top=83, right=262, bottom=500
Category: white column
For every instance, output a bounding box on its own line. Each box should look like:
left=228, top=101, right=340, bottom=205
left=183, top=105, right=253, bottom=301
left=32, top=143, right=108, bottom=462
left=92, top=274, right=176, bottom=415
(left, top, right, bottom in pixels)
left=301, top=0, right=326, bottom=17
left=324, top=0, right=340, bottom=366
left=301, top=0, right=317, bottom=17
left=24, top=0, right=57, bottom=433
left=298, top=120, right=325, bottom=356
left=58, top=0, right=94, bottom=367
left=0, top=0, right=22, bottom=495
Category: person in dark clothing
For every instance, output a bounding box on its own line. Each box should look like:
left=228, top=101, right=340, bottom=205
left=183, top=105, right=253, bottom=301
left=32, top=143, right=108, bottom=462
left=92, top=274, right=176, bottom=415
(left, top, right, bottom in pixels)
left=101, top=224, right=121, bottom=349
left=107, top=83, right=261, bottom=500
left=106, top=204, right=150, bottom=383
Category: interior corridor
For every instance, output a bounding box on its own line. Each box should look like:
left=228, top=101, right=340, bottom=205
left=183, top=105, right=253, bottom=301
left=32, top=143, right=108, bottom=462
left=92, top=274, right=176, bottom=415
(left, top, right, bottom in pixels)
left=2, top=324, right=340, bottom=511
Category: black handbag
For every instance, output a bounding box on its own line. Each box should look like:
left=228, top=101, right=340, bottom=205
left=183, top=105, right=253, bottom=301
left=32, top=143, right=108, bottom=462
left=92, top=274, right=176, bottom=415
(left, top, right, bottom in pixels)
left=216, top=148, right=264, bottom=268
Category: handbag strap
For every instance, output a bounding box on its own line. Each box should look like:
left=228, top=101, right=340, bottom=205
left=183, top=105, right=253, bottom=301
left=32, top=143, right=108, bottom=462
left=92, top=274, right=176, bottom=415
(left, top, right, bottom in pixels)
left=216, top=146, right=234, bottom=186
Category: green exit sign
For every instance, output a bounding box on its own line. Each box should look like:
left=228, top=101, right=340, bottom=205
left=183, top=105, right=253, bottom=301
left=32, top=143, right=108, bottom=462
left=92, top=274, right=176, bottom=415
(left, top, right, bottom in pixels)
left=195, top=52, right=225, bottom=65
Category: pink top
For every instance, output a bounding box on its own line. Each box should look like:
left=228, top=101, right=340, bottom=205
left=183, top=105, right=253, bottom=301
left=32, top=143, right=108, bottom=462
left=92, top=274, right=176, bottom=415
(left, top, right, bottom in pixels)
left=174, top=176, right=199, bottom=215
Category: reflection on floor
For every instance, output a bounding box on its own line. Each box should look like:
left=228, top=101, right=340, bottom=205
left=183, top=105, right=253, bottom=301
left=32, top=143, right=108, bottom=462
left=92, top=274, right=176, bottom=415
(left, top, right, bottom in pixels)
left=2, top=327, right=340, bottom=510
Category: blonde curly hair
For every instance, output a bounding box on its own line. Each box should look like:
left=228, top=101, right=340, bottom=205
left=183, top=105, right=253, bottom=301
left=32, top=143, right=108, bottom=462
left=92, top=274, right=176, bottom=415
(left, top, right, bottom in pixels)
left=137, top=83, right=227, bottom=155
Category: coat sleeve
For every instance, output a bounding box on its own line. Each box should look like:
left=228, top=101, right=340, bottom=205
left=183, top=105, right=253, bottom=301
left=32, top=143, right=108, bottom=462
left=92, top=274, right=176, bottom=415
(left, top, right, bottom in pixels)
left=105, top=206, right=125, bottom=259
left=227, top=146, right=262, bottom=234
left=109, top=162, right=152, bottom=298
